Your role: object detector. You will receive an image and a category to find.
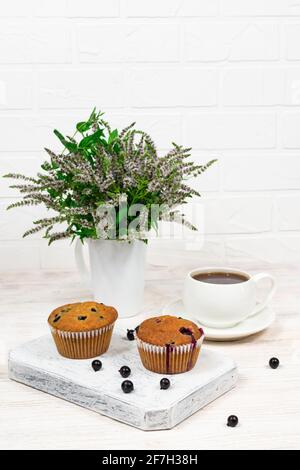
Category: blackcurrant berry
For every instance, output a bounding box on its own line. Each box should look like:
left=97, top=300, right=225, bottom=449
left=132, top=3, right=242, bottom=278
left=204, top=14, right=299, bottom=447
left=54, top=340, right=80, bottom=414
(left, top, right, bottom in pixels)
left=91, top=359, right=102, bottom=371
left=227, top=415, right=238, bottom=427
left=119, top=366, right=131, bottom=378
left=269, top=357, right=280, bottom=369
left=160, top=378, right=170, bottom=390
left=121, top=380, right=134, bottom=393
left=127, top=329, right=135, bottom=341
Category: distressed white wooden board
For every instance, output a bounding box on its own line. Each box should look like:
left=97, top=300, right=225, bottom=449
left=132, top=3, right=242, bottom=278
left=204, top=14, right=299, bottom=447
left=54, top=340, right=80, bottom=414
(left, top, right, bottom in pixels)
left=8, top=329, right=237, bottom=431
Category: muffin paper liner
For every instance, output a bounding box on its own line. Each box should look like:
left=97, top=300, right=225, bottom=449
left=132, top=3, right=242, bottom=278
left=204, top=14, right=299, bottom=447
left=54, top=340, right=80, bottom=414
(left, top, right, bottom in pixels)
left=49, top=322, right=115, bottom=359
left=136, top=334, right=205, bottom=374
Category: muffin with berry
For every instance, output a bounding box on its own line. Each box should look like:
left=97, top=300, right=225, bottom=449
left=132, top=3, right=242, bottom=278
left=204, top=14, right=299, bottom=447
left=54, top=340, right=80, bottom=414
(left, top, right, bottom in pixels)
left=48, top=301, right=118, bottom=359
left=136, top=315, right=204, bottom=374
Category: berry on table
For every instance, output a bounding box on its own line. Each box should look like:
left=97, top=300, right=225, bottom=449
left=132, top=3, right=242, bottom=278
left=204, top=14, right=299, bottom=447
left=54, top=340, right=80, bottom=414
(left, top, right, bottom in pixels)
left=127, top=329, right=135, bottom=341
left=160, top=378, right=170, bottom=390
left=269, top=357, right=280, bottom=369
left=227, top=415, right=238, bottom=427
left=121, top=380, right=134, bottom=393
left=119, top=366, right=131, bottom=378
left=91, top=359, right=102, bottom=371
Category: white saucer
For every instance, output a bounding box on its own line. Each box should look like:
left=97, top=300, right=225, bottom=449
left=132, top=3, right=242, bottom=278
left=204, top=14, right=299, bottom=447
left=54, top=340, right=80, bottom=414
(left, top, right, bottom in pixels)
left=162, top=299, right=276, bottom=341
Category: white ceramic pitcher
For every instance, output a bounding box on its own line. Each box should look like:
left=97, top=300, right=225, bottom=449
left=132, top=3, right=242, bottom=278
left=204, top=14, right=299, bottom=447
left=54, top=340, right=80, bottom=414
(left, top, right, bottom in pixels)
left=75, top=239, right=147, bottom=318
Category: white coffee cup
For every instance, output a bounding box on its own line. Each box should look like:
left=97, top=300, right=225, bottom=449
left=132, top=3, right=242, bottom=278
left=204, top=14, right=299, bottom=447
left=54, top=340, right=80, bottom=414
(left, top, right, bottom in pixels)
left=183, top=267, right=276, bottom=328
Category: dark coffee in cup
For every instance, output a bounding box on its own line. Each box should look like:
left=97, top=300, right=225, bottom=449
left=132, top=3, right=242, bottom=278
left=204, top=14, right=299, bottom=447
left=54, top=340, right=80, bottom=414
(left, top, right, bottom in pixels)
left=192, top=272, right=249, bottom=285
left=184, top=267, right=276, bottom=327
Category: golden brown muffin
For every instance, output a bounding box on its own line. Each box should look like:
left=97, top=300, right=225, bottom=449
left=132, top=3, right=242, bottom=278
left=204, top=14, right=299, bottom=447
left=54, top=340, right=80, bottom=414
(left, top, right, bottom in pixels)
left=48, top=301, right=118, bottom=359
left=136, top=315, right=202, bottom=346
left=136, top=315, right=204, bottom=374
left=48, top=301, right=118, bottom=332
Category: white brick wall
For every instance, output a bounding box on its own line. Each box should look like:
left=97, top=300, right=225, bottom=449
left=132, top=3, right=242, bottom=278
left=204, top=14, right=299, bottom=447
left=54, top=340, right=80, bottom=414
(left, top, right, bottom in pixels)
left=1, top=0, right=300, bottom=270
left=184, top=22, right=279, bottom=62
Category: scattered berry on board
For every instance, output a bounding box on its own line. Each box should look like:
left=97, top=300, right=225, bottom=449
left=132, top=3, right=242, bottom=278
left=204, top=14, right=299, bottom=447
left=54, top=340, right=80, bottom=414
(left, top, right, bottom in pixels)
left=160, top=378, right=171, bottom=390
left=127, top=329, right=135, bottom=341
left=119, top=366, right=131, bottom=378
left=91, top=360, right=102, bottom=372
left=121, top=380, right=134, bottom=393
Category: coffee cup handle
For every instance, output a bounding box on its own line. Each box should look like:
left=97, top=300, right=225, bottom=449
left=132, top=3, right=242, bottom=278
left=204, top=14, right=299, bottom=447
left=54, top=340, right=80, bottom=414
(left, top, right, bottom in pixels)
left=250, top=273, right=276, bottom=316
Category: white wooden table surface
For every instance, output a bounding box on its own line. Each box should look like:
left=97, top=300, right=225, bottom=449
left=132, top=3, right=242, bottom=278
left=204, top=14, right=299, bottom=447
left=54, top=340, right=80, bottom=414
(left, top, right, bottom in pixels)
left=1, top=260, right=300, bottom=450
